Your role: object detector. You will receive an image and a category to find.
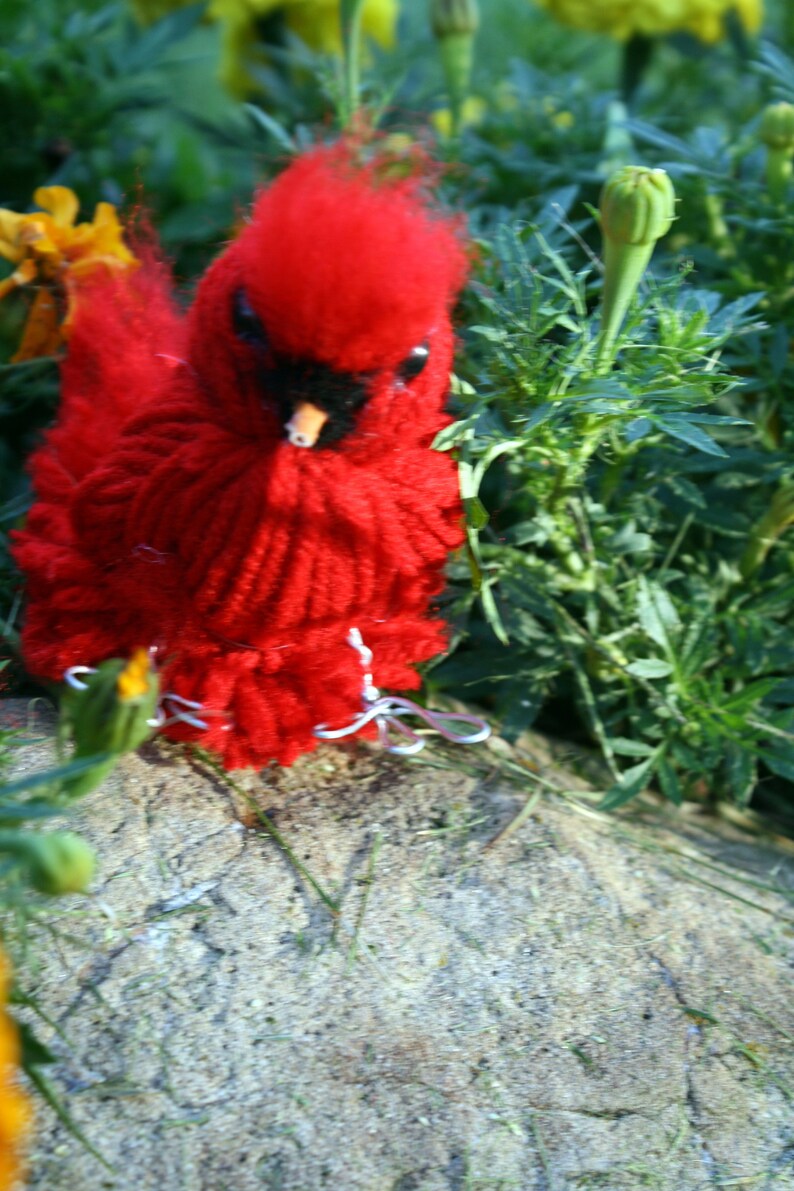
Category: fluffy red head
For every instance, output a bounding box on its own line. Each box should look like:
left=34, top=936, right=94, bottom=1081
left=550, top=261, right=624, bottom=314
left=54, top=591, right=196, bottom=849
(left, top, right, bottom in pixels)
left=188, top=144, right=469, bottom=449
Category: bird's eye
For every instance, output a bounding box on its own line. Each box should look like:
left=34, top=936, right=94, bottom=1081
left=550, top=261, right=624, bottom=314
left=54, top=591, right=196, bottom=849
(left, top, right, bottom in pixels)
left=232, top=288, right=268, bottom=346
left=395, top=341, right=430, bottom=385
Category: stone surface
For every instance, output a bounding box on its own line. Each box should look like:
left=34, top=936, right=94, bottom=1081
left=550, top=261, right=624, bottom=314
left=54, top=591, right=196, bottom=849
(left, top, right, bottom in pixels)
left=3, top=701, right=794, bottom=1191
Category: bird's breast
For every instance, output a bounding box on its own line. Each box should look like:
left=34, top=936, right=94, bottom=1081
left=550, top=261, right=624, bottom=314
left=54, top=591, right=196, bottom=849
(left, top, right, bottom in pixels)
left=183, top=438, right=462, bottom=645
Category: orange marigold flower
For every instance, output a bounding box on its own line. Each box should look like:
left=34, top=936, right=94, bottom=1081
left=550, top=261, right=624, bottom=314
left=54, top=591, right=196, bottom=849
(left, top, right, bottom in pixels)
left=0, top=951, right=32, bottom=1191
left=0, top=186, right=138, bottom=362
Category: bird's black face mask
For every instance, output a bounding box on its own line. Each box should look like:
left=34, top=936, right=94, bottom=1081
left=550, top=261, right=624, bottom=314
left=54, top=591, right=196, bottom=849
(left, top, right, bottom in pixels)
left=232, top=287, right=372, bottom=448
left=231, top=287, right=431, bottom=449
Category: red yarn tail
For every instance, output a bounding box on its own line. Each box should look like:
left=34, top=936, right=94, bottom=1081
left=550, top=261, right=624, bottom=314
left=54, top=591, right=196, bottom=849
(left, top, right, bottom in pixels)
left=13, top=247, right=187, bottom=680
left=40, top=250, right=186, bottom=491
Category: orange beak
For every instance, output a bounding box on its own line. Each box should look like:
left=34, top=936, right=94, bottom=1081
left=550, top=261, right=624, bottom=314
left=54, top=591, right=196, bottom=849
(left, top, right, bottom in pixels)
left=285, top=401, right=329, bottom=448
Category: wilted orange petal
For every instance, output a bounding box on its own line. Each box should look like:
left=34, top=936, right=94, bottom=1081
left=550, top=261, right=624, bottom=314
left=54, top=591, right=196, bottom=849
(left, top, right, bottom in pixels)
left=12, top=286, right=64, bottom=362
left=0, top=258, right=37, bottom=300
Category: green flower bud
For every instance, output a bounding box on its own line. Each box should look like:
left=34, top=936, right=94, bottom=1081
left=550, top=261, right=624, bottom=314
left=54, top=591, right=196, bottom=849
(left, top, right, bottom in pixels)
left=61, top=649, right=159, bottom=797
left=759, top=103, right=794, bottom=203
left=430, top=0, right=479, bottom=139
left=0, top=830, right=96, bottom=896
left=600, top=166, right=676, bottom=248
left=431, top=0, right=479, bottom=38
left=596, top=165, right=676, bottom=372
left=759, top=102, right=794, bottom=151
left=24, top=832, right=96, bottom=896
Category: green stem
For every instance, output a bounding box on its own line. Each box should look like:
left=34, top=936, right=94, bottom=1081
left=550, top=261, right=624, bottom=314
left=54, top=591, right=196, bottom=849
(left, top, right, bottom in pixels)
left=739, top=491, right=794, bottom=578
left=595, top=238, right=652, bottom=373
left=785, top=2, right=794, bottom=50
left=766, top=147, right=793, bottom=205
left=190, top=748, right=341, bottom=917
left=439, top=31, right=475, bottom=139
left=340, top=0, right=366, bottom=127
left=345, top=828, right=382, bottom=971
left=600, top=99, right=634, bottom=174
left=620, top=34, right=654, bottom=105
left=703, top=190, right=734, bottom=257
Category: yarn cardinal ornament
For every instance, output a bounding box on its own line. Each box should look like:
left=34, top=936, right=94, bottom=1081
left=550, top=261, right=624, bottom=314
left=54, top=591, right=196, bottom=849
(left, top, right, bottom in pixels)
left=13, top=143, right=488, bottom=769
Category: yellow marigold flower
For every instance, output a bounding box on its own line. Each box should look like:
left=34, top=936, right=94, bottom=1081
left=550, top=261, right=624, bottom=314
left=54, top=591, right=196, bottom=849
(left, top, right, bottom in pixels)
left=116, top=648, right=153, bottom=702
left=0, top=952, right=32, bottom=1191
left=209, top=0, right=398, bottom=96
left=534, top=0, right=762, bottom=43
left=0, top=186, right=137, bottom=362
left=130, top=0, right=398, bottom=94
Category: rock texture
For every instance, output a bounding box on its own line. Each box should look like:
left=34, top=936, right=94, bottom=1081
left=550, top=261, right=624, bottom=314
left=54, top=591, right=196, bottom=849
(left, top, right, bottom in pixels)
left=3, top=702, right=794, bottom=1190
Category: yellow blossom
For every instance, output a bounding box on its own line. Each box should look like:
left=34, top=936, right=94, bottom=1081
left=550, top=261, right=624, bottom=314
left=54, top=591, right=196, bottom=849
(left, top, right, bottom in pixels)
left=213, top=0, right=398, bottom=95
left=534, top=0, right=763, bottom=43
left=0, top=951, right=32, bottom=1191
left=116, top=648, right=153, bottom=702
left=0, top=186, right=137, bottom=362
left=131, top=0, right=398, bottom=96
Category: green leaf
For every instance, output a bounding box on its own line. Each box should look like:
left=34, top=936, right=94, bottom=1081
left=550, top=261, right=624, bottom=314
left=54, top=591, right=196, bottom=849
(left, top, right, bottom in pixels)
left=720, top=678, right=781, bottom=714
left=625, top=658, right=674, bottom=679
left=607, top=737, right=656, bottom=757
left=758, top=749, right=794, bottom=784
left=244, top=104, right=297, bottom=152
left=0, top=754, right=113, bottom=799
left=0, top=801, right=68, bottom=824
left=463, top=496, right=490, bottom=530
left=656, top=756, right=683, bottom=806
left=724, top=745, right=756, bottom=806
left=480, top=581, right=510, bottom=646
left=654, top=416, right=728, bottom=457
left=636, top=578, right=681, bottom=649
left=25, top=1065, right=113, bottom=1171
left=17, top=1020, right=57, bottom=1067
left=598, top=753, right=659, bottom=811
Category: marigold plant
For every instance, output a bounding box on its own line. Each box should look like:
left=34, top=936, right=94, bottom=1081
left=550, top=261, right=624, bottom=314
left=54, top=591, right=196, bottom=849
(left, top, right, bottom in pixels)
left=0, top=186, right=137, bottom=362
left=534, top=0, right=762, bottom=42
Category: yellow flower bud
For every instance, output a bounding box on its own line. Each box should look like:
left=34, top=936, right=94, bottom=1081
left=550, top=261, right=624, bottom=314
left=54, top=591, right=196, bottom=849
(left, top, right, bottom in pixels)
left=600, top=166, right=676, bottom=248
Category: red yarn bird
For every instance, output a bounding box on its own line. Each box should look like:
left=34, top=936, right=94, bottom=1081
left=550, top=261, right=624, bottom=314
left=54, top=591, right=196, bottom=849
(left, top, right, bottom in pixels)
left=14, top=144, right=483, bottom=769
